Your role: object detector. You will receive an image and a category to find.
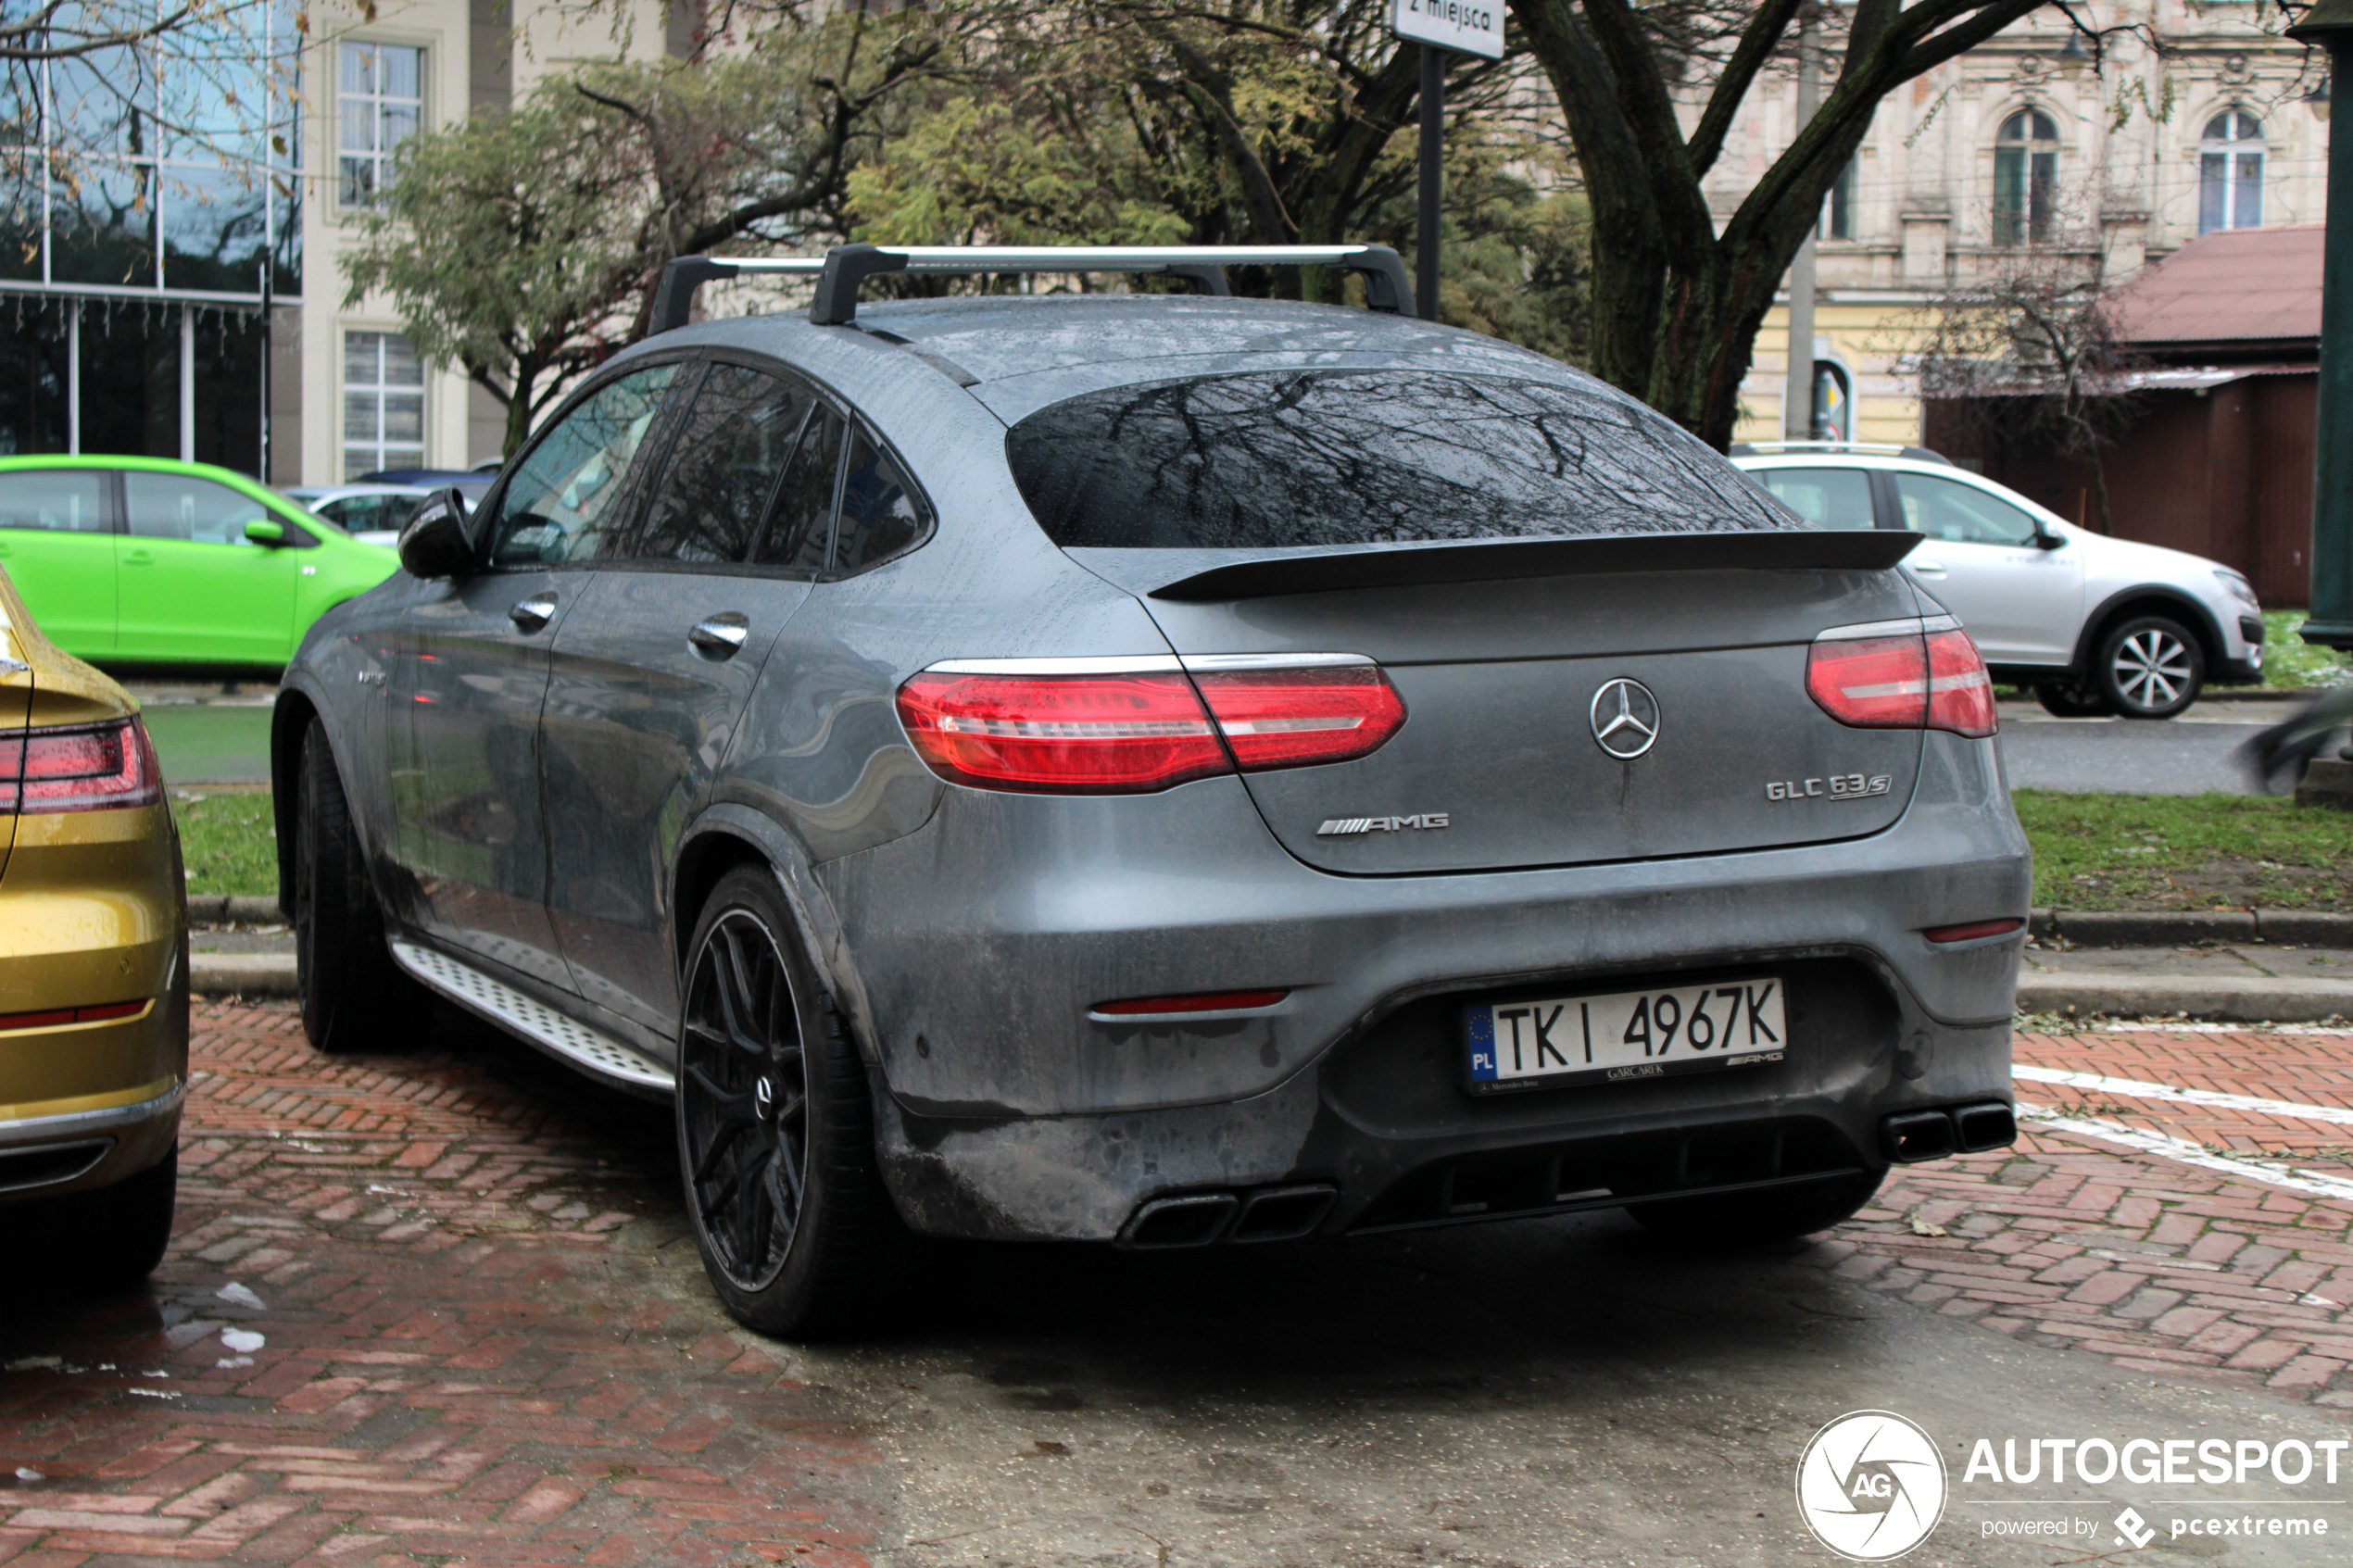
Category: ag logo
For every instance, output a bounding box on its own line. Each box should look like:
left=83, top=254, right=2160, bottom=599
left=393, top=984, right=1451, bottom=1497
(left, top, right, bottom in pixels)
left=1795, top=1410, right=1947, bottom=1561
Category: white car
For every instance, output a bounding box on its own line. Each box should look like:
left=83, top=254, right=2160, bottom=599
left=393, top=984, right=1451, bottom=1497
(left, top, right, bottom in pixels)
left=279, top=484, right=434, bottom=548
left=1730, top=443, right=2264, bottom=719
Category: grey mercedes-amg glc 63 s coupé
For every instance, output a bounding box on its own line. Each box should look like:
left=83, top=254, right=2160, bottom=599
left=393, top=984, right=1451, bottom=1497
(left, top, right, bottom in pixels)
left=273, top=245, right=2028, bottom=1335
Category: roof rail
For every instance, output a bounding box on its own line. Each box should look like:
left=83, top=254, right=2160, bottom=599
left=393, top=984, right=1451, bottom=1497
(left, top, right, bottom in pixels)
left=648, top=244, right=1416, bottom=334
left=1729, top=439, right=1954, bottom=466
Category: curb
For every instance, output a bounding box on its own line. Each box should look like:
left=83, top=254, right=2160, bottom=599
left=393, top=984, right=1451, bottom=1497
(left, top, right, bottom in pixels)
left=2029, top=908, right=2353, bottom=947
left=192, top=953, right=297, bottom=997
left=188, top=896, right=284, bottom=926
left=2016, top=972, right=2353, bottom=1025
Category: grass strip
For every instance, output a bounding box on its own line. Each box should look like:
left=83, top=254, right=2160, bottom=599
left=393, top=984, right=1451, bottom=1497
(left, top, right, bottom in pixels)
left=171, top=790, right=279, bottom=897
left=2013, top=789, right=2353, bottom=912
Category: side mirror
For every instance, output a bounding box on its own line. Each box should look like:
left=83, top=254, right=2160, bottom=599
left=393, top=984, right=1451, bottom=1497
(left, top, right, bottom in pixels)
left=396, top=488, right=477, bottom=580
left=2032, top=530, right=2067, bottom=551
left=243, top=518, right=286, bottom=546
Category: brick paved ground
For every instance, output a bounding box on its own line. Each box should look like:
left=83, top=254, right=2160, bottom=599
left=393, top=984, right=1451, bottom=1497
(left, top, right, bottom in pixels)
left=3, top=1002, right=2350, bottom=1566
left=1, top=1002, right=885, bottom=1568
left=1817, top=1024, right=2353, bottom=1410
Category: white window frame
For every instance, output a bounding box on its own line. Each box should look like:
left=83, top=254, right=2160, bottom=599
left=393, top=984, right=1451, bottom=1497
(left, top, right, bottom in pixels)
left=342, top=329, right=427, bottom=480
left=337, top=39, right=427, bottom=210
left=2197, top=108, right=2265, bottom=235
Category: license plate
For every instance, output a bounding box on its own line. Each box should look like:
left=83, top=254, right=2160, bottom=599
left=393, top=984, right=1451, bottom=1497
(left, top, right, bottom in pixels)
left=1466, top=978, right=1787, bottom=1093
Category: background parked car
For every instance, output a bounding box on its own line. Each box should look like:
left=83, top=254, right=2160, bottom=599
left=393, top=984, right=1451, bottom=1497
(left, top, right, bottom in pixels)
left=0, top=457, right=402, bottom=671
left=355, top=468, right=496, bottom=508
left=1730, top=442, right=2266, bottom=719
left=283, top=483, right=434, bottom=546
left=0, top=565, right=188, bottom=1285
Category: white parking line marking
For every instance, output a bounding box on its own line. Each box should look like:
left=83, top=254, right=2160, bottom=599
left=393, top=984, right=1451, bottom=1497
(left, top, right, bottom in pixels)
left=2013, top=1064, right=2353, bottom=1126
left=2015, top=1104, right=2353, bottom=1204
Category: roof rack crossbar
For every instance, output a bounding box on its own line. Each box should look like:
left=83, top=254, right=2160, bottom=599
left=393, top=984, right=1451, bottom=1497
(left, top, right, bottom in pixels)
left=649, top=244, right=1416, bottom=334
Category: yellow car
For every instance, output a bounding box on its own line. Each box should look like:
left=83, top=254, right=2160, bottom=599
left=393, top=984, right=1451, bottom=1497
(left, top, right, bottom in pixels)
left=1, top=565, right=187, bottom=1283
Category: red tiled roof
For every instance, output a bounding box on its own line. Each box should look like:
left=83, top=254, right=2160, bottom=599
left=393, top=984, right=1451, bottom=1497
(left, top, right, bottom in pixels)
left=2105, top=224, right=2323, bottom=345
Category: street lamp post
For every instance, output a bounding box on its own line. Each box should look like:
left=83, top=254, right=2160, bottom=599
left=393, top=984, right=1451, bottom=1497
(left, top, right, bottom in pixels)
left=2288, top=1, right=2353, bottom=649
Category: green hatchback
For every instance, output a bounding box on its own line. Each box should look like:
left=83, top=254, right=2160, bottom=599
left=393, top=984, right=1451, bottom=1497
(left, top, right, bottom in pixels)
left=0, top=457, right=401, bottom=670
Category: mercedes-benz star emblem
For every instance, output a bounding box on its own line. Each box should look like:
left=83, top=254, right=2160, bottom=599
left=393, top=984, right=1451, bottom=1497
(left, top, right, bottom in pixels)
left=1589, top=678, right=1661, bottom=759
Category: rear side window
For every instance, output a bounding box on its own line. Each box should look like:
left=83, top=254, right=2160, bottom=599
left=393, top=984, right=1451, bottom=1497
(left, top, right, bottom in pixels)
left=632, top=364, right=809, bottom=564
left=1004, top=370, right=1791, bottom=548
left=125, top=473, right=285, bottom=546
left=751, top=407, right=843, bottom=572
left=833, top=430, right=930, bottom=572
left=1758, top=467, right=1877, bottom=531
left=0, top=470, right=107, bottom=533
left=486, top=365, right=679, bottom=567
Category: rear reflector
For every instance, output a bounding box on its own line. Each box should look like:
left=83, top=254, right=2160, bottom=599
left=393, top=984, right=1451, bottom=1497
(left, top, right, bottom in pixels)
left=1094, top=989, right=1289, bottom=1015
left=0, top=718, right=163, bottom=814
left=1806, top=629, right=1995, bottom=739
left=897, top=665, right=1404, bottom=793
left=0, top=999, right=148, bottom=1032
left=1921, top=918, right=2024, bottom=945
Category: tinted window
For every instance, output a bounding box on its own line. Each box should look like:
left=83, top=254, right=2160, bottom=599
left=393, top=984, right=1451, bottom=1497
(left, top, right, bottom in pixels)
left=751, top=407, right=843, bottom=572
left=486, top=365, right=679, bottom=567
left=834, top=430, right=930, bottom=572
left=0, top=470, right=107, bottom=533
left=125, top=472, right=272, bottom=546
left=1759, top=467, right=1877, bottom=531
left=1005, top=370, right=1790, bottom=549
left=633, top=364, right=808, bottom=563
left=1894, top=472, right=2041, bottom=546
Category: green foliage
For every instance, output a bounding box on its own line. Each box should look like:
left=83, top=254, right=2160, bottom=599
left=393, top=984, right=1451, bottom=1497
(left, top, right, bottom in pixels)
left=2013, top=790, right=2353, bottom=912
left=172, top=791, right=278, bottom=898
left=2264, top=610, right=2353, bottom=690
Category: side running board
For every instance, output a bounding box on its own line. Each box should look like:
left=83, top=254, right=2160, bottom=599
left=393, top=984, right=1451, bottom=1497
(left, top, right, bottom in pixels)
left=389, top=940, right=675, bottom=1096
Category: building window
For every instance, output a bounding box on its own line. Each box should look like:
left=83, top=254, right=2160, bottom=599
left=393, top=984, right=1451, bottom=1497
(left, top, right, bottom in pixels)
left=339, top=42, right=423, bottom=207
left=2199, top=110, right=2264, bottom=235
left=344, top=332, right=424, bottom=479
left=1993, top=109, right=2058, bottom=245
left=1822, top=157, right=1857, bottom=241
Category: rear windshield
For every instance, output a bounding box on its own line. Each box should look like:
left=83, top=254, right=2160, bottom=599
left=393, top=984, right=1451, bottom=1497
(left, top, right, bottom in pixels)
left=1004, top=370, right=1793, bottom=548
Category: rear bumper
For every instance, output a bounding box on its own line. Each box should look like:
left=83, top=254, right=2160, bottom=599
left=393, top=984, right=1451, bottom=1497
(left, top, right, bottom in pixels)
left=820, top=733, right=2029, bottom=1243
left=0, top=1079, right=185, bottom=1202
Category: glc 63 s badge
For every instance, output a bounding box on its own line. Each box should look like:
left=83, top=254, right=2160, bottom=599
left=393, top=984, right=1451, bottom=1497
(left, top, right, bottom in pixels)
left=1767, top=773, right=1893, bottom=802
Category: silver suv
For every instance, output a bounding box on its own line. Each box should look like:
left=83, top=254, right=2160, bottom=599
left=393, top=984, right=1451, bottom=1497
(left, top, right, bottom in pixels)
left=1731, top=443, right=2265, bottom=719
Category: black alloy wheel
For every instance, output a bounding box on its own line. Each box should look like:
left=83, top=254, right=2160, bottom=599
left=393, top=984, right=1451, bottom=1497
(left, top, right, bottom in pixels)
left=2096, top=615, right=2205, bottom=720
left=674, top=866, right=891, bottom=1336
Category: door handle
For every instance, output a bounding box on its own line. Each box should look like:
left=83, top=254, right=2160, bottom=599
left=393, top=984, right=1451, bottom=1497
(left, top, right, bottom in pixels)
left=508, top=592, right=558, bottom=631
left=123, top=549, right=154, bottom=566
left=688, top=612, right=750, bottom=658
left=1908, top=558, right=1946, bottom=576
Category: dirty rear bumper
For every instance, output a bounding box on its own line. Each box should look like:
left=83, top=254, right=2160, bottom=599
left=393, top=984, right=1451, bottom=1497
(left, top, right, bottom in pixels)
left=825, top=733, right=2028, bottom=1245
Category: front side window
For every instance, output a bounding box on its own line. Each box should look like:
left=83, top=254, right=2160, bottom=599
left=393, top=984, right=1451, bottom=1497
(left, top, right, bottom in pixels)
left=344, top=332, right=425, bottom=480
left=631, top=364, right=809, bottom=563
left=485, top=365, right=680, bottom=568
left=1993, top=109, right=2058, bottom=245
left=339, top=42, right=422, bottom=208
left=1758, top=468, right=1876, bottom=531
left=123, top=472, right=272, bottom=546
left=0, top=470, right=107, bottom=533
left=1894, top=472, right=2041, bottom=546
left=2199, top=109, right=2264, bottom=235
left=1006, top=370, right=1789, bottom=550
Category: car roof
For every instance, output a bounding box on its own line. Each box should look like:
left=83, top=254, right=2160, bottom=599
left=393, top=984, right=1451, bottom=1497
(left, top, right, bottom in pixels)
left=625, top=295, right=1612, bottom=426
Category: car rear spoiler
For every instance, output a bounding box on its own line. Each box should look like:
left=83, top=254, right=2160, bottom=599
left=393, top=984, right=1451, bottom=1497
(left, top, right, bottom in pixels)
left=1142, top=530, right=1923, bottom=602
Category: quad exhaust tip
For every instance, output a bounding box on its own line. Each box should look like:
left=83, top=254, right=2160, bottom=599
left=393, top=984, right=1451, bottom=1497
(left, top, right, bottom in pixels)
left=1119, top=1184, right=1339, bottom=1249
left=1881, top=1102, right=2017, bottom=1165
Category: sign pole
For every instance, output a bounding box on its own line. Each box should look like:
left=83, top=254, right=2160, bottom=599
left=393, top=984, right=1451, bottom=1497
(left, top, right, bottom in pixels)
left=2289, top=1, right=2353, bottom=648
left=1418, top=45, right=1442, bottom=322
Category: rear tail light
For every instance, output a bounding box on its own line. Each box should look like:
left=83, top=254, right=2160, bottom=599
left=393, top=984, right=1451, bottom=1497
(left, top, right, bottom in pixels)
left=896, top=664, right=1405, bottom=794
left=1806, top=628, right=1995, bottom=739
left=0, top=718, right=163, bottom=813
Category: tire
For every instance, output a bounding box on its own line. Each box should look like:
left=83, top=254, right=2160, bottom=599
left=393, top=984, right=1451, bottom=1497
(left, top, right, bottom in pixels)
left=674, top=865, right=893, bottom=1338
left=295, top=721, right=427, bottom=1053
left=41, top=1149, right=179, bottom=1288
left=2095, top=615, right=2205, bottom=720
left=1627, top=1168, right=1885, bottom=1244
left=2033, top=680, right=2112, bottom=718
